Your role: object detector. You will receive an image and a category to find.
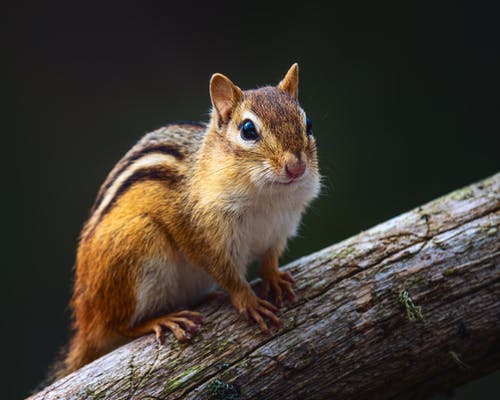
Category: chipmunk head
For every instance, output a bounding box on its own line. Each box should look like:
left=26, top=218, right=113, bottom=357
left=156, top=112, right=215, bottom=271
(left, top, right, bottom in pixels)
left=208, top=64, right=319, bottom=200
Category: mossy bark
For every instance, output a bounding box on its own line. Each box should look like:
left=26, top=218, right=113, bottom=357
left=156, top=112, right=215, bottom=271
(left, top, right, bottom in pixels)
left=29, top=173, right=500, bottom=400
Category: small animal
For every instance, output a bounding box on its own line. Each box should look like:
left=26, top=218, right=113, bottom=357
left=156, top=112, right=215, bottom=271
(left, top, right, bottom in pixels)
left=60, top=63, right=320, bottom=378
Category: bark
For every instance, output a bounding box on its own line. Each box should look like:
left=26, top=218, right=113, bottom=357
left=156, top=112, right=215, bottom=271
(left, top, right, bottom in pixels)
left=30, top=173, right=500, bottom=400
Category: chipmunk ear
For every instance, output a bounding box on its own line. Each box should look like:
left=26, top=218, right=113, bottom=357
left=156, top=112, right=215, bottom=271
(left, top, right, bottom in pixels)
left=210, top=73, right=243, bottom=126
left=278, top=63, right=299, bottom=100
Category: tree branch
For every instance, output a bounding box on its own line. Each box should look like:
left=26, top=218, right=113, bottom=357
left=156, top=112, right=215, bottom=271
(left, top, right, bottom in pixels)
left=30, top=173, right=500, bottom=400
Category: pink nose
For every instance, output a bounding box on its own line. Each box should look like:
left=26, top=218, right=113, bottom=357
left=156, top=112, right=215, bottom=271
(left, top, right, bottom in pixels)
left=285, top=161, right=306, bottom=179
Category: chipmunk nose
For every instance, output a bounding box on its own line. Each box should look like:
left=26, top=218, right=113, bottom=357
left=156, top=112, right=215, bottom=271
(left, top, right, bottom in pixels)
left=285, top=153, right=306, bottom=179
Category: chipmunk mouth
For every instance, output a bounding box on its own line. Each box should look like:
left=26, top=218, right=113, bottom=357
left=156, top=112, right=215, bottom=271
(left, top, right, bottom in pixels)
left=274, top=176, right=304, bottom=186
left=254, top=161, right=307, bottom=187
left=277, top=179, right=296, bottom=185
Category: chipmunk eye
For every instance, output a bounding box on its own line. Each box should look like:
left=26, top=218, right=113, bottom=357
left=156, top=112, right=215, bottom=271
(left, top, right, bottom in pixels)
left=240, top=120, right=259, bottom=141
left=306, top=116, right=313, bottom=136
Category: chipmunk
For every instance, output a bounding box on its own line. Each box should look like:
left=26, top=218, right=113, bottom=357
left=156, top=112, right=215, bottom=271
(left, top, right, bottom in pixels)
left=59, top=63, right=320, bottom=378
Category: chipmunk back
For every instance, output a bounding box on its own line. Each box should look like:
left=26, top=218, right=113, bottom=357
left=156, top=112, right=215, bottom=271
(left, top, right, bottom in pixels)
left=58, top=63, right=320, bottom=379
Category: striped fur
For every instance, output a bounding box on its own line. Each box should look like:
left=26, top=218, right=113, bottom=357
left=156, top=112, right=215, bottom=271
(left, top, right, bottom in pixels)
left=82, top=123, right=205, bottom=238
left=94, top=165, right=182, bottom=227
left=90, top=144, right=184, bottom=214
left=62, top=65, right=320, bottom=379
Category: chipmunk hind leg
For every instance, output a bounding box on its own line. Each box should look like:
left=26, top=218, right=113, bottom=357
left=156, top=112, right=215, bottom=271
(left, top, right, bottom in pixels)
left=111, top=216, right=212, bottom=344
left=65, top=213, right=185, bottom=374
left=122, top=310, right=204, bottom=344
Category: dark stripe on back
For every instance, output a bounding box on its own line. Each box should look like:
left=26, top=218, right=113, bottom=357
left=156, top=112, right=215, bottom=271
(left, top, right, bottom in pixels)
left=100, top=166, right=181, bottom=220
left=83, top=166, right=182, bottom=240
left=90, top=144, right=184, bottom=214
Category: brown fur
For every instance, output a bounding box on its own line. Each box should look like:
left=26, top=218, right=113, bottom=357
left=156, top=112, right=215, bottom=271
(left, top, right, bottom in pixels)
left=59, top=64, right=320, bottom=378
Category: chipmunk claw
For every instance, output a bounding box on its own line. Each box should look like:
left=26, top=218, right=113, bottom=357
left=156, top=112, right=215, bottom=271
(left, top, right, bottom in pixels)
left=150, top=310, right=204, bottom=344
left=262, top=270, right=296, bottom=307
left=233, top=290, right=281, bottom=332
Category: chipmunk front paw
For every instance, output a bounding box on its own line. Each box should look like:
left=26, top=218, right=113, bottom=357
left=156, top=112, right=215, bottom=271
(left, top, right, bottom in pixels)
left=231, top=288, right=281, bottom=333
left=261, top=270, right=296, bottom=308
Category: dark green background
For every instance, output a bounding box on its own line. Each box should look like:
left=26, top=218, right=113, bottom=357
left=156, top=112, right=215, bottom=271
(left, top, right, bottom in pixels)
left=4, top=1, right=499, bottom=398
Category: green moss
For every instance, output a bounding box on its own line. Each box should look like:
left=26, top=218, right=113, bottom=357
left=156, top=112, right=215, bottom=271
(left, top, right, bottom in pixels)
left=443, top=267, right=458, bottom=276
left=311, top=278, right=327, bottom=289
left=207, top=379, right=240, bottom=400
left=377, top=263, right=393, bottom=276
left=449, top=351, right=471, bottom=370
left=450, top=187, right=474, bottom=201
left=337, top=244, right=356, bottom=259
left=170, top=341, right=181, bottom=350
left=487, top=227, right=497, bottom=236
left=323, top=261, right=340, bottom=271
left=190, top=333, right=203, bottom=344
left=480, top=174, right=499, bottom=188
left=218, top=339, right=230, bottom=351
left=398, top=289, right=424, bottom=322
left=166, top=367, right=202, bottom=391
left=411, top=275, right=427, bottom=285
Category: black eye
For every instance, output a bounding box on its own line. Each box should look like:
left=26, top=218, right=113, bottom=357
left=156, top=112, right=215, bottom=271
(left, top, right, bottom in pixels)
left=240, top=119, right=259, bottom=141
left=306, top=116, right=313, bottom=136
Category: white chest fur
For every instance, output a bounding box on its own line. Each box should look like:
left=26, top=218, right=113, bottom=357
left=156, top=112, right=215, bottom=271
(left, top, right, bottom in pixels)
left=231, top=196, right=304, bottom=267
left=131, top=254, right=215, bottom=325
left=131, top=176, right=318, bottom=325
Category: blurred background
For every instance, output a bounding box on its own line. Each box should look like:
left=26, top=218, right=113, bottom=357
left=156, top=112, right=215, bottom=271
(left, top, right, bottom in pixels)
left=4, top=1, right=499, bottom=398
